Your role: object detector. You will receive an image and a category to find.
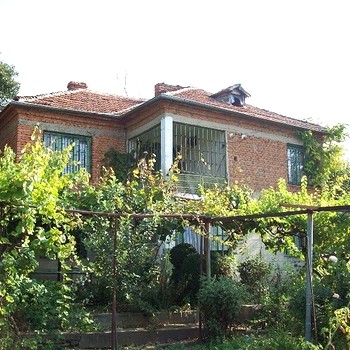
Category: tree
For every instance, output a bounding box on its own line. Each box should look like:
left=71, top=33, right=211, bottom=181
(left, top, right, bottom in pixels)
left=0, top=59, right=20, bottom=108
left=0, top=130, right=90, bottom=335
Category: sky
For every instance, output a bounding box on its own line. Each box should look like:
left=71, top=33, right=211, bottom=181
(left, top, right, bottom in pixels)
left=1, top=0, right=350, bottom=154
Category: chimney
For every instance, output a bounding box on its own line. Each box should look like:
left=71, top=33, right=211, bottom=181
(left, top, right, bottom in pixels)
left=67, top=81, right=88, bottom=91
left=155, top=83, right=185, bottom=96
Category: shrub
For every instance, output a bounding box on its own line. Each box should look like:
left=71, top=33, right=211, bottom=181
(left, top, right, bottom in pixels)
left=211, top=252, right=235, bottom=278
left=238, top=256, right=271, bottom=304
left=198, top=276, right=246, bottom=339
left=169, top=243, right=201, bottom=306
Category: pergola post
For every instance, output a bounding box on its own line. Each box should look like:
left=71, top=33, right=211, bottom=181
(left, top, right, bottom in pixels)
left=305, top=211, right=314, bottom=342
left=111, top=216, right=118, bottom=350
left=205, top=221, right=211, bottom=278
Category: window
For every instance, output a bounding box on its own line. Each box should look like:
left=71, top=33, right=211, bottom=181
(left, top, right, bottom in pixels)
left=173, top=123, right=227, bottom=193
left=128, top=125, right=161, bottom=171
left=210, top=225, right=228, bottom=252
left=173, top=123, right=226, bottom=177
left=44, top=131, right=91, bottom=173
left=287, top=144, right=304, bottom=184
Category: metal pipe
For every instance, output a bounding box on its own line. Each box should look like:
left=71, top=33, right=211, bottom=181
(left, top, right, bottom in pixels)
left=205, top=221, right=211, bottom=278
left=111, top=217, right=118, bottom=350
left=199, top=231, right=203, bottom=341
left=305, top=211, right=314, bottom=342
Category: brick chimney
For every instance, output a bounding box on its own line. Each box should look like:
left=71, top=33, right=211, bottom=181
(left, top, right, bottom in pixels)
left=67, top=81, right=88, bottom=91
left=155, top=83, right=185, bottom=96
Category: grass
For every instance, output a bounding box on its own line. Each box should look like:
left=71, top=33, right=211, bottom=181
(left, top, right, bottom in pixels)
left=119, top=330, right=315, bottom=350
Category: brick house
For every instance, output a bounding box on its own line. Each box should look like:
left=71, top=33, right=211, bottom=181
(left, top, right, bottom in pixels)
left=0, top=81, right=326, bottom=275
left=0, top=81, right=325, bottom=196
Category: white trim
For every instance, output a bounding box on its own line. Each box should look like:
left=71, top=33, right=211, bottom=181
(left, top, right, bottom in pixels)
left=126, top=112, right=302, bottom=146
left=161, top=115, right=173, bottom=175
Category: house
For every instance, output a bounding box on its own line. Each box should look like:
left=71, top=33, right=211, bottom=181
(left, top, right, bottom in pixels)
left=0, top=81, right=325, bottom=195
left=0, top=81, right=326, bottom=277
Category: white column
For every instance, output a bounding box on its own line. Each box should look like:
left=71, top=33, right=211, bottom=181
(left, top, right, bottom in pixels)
left=161, top=115, right=173, bottom=176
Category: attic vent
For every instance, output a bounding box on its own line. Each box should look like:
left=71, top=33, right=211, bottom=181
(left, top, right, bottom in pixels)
left=67, top=81, right=88, bottom=91
left=211, top=84, right=250, bottom=107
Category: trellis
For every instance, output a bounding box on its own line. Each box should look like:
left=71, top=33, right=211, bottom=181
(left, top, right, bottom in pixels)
left=2, top=203, right=350, bottom=348
left=66, top=204, right=350, bottom=348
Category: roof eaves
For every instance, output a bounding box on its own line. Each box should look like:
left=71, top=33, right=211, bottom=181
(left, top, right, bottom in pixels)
left=7, top=101, right=120, bottom=119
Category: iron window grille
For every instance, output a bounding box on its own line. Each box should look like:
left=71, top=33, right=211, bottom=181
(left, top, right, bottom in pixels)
left=174, top=123, right=227, bottom=193
left=43, top=131, right=91, bottom=174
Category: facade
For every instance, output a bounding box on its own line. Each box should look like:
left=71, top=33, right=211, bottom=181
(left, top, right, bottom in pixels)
left=0, top=81, right=326, bottom=276
left=0, top=81, right=325, bottom=196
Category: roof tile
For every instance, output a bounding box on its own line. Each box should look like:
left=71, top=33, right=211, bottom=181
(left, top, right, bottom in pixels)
left=166, top=87, right=325, bottom=132
left=15, top=83, right=325, bottom=133
left=17, top=88, right=145, bottom=115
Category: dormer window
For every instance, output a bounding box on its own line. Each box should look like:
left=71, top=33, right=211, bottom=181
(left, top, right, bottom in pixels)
left=211, top=84, right=251, bottom=107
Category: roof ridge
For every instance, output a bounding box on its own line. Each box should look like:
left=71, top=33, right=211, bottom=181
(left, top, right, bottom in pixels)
left=165, top=86, right=202, bottom=96
left=16, top=88, right=146, bottom=103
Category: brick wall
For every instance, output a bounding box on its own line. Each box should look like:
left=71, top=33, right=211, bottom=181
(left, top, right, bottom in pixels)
left=1, top=99, right=308, bottom=192
left=126, top=100, right=303, bottom=193
left=1, top=107, right=126, bottom=182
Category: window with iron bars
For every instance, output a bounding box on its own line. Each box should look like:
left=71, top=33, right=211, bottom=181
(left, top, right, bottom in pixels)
left=128, top=125, right=161, bottom=171
left=287, top=144, right=304, bottom=185
left=43, top=131, right=91, bottom=173
left=173, top=123, right=227, bottom=193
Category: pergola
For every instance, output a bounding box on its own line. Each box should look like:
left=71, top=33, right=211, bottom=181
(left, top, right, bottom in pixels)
left=2, top=202, right=350, bottom=349
left=65, top=204, right=350, bottom=348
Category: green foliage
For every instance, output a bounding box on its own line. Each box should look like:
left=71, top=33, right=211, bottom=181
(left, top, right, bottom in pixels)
left=1, top=119, right=350, bottom=348
left=286, top=260, right=350, bottom=348
left=0, top=130, right=91, bottom=332
left=198, top=277, right=246, bottom=339
left=103, top=148, right=136, bottom=183
left=0, top=60, right=20, bottom=108
left=123, top=330, right=319, bottom=349
left=169, top=243, right=201, bottom=306
left=71, top=157, right=187, bottom=313
left=211, top=252, right=235, bottom=279
left=238, top=256, right=271, bottom=304
left=169, top=243, right=197, bottom=270
left=298, top=124, right=350, bottom=192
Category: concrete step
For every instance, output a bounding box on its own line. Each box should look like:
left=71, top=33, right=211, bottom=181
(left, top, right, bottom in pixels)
left=47, top=325, right=200, bottom=349
left=93, top=310, right=199, bottom=331
left=80, top=326, right=200, bottom=348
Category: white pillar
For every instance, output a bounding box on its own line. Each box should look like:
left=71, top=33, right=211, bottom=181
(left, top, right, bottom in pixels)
left=161, top=115, right=173, bottom=176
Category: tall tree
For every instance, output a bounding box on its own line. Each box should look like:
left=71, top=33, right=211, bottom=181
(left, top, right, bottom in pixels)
left=0, top=59, right=20, bottom=108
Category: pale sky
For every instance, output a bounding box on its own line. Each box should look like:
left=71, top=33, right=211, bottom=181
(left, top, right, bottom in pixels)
left=1, top=0, right=350, bottom=154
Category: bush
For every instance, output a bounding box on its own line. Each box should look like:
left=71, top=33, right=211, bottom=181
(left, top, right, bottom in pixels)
left=169, top=243, right=201, bottom=306
left=198, top=276, right=246, bottom=339
left=211, top=252, right=235, bottom=278
left=238, top=256, right=271, bottom=304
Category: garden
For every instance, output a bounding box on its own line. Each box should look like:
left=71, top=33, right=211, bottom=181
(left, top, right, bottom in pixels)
left=1, top=126, right=350, bottom=349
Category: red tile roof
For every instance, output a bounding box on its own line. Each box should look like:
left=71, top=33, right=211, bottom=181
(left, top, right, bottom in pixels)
left=164, top=87, right=325, bottom=133
left=16, top=88, right=145, bottom=115
left=14, top=83, right=325, bottom=133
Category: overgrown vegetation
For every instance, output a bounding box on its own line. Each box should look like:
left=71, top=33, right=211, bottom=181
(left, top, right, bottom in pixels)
left=1, top=125, right=350, bottom=348
left=198, top=276, right=246, bottom=339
